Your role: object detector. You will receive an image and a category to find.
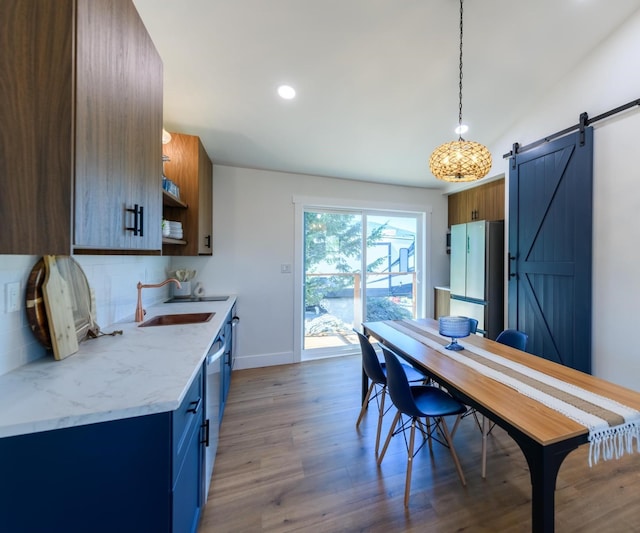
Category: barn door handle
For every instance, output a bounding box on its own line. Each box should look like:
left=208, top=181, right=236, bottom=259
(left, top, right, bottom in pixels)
left=508, top=254, right=517, bottom=279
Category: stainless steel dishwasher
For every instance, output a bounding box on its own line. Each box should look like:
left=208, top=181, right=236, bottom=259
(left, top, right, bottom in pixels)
left=203, top=305, right=238, bottom=501
left=203, top=328, right=224, bottom=500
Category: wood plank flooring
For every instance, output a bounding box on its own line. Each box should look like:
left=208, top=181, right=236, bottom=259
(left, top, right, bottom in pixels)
left=198, top=355, right=640, bottom=532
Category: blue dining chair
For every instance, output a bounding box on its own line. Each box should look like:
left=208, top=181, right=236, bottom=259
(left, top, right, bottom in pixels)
left=478, top=328, right=529, bottom=477
left=377, top=346, right=467, bottom=507
left=355, top=331, right=428, bottom=456
left=496, top=329, right=528, bottom=351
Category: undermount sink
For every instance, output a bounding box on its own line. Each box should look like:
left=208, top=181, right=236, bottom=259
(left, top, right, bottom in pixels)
left=138, top=312, right=215, bottom=327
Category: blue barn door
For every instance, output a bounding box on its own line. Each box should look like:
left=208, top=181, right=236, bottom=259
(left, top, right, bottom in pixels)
left=508, top=128, right=593, bottom=373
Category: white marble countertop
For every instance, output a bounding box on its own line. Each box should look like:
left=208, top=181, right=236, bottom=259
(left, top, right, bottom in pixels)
left=0, top=297, right=236, bottom=439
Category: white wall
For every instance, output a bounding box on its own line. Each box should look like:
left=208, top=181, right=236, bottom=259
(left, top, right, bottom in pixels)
left=488, top=10, right=640, bottom=390
left=171, top=166, right=449, bottom=369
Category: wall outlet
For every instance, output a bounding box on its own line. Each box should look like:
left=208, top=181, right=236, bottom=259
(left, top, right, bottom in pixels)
left=6, top=282, right=20, bottom=313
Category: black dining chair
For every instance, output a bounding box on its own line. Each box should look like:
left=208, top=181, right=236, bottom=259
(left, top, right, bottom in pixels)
left=355, top=331, right=428, bottom=456
left=377, top=346, right=467, bottom=507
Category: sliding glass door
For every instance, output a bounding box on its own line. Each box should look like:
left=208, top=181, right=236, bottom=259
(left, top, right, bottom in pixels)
left=302, top=207, right=421, bottom=358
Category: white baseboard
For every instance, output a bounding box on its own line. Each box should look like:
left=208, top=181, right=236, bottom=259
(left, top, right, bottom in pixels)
left=233, top=351, right=294, bottom=370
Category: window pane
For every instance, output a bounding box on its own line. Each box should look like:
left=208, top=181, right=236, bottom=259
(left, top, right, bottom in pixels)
left=304, top=211, right=361, bottom=350
left=364, top=215, right=417, bottom=322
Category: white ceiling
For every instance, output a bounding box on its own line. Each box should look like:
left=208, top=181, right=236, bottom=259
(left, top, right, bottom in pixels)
left=133, top=0, right=640, bottom=189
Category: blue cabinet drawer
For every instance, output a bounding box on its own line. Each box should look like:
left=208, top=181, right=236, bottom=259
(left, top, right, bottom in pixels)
left=173, top=366, right=204, bottom=480
left=172, top=414, right=202, bottom=533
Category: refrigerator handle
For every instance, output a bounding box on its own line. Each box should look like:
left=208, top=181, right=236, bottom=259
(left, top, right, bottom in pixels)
left=508, top=254, right=518, bottom=279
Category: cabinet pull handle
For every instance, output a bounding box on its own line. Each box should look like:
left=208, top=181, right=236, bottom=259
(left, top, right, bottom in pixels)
left=205, top=235, right=211, bottom=248
left=126, top=204, right=144, bottom=236
left=126, top=204, right=140, bottom=236
left=187, top=396, right=202, bottom=414
left=201, top=419, right=210, bottom=446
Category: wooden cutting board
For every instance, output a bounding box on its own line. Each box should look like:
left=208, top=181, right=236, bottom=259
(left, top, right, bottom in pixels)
left=42, top=255, right=79, bottom=360
left=26, top=256, right=95, bottom=352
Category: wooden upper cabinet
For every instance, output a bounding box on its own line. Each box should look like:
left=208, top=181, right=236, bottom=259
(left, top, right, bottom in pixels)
left=448, top=178, right=505, bottom=227
left=162, top=133, right=214, bottom=256
left=74, top=0, right=163, bottom=252
left=0, top=0, right=162, bottom=255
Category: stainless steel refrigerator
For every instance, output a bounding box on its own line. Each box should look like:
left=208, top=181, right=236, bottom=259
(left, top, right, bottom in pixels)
left=449, top=220, right=504, bottom=339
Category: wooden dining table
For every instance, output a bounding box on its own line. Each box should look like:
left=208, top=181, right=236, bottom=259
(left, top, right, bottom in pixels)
left=362, top=318, right=640, bottom=533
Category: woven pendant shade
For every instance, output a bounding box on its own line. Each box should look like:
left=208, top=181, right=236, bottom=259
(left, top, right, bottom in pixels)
left=429, top=0, right=492, bottom=183
left=429, top=140, right=492, bottom=182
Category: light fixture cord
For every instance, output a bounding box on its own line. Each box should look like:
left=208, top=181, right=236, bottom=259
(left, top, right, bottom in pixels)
left=458, top=0, right=464, bottom=141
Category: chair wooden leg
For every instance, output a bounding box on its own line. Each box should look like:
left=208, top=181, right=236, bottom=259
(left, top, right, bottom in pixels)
left=356, top=382, right=375, bottom=428
left=426, top=417, right=433, bottom=451
left=439, top=417, right=466, bottom=486
left=481, top=414, right=488, bottom=479
left=377, top=410, right=401, bottom=465
left=451, top=413, right=463, bottom=437
left=374, top=387, right=386, bottom=456
left=404, top=419, right=417, bottom=508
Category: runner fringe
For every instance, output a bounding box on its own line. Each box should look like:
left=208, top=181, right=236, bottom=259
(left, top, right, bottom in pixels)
left=589, top=421, right=640, bottom=467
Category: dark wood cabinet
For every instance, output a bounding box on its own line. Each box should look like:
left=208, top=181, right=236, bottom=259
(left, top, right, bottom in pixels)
left=448, top=178, right=505, bottom=227
left=0, top=366, right=205, bottom=533
left=0, top=0, right=162, bottom=255
left=162, top=133, right=214, bottom=256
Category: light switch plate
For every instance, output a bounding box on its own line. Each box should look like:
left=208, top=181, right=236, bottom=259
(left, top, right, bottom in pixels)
left=6, top=282, right=20, bottom=313
left=280, top=264, right=292, bottom=274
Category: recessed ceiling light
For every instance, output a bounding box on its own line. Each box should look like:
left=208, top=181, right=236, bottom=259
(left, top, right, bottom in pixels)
left=277, top=85, right=296, bottom=100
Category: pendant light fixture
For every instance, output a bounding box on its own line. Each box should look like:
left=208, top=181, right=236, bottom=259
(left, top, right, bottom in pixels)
left=429, top=0, right=492, bottom=182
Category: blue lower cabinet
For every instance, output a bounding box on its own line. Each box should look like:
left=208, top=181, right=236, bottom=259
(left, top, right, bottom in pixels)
left=0, top=365, right=205, bottom=533
left=173, top=418, right=203, bottom=533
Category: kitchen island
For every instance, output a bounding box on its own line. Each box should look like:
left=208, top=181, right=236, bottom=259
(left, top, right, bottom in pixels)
left=0, top=296, right=236, bottom=533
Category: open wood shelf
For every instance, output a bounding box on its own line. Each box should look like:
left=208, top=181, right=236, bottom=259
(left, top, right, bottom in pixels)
left=162, top=189, right=188, bottom=209
left=162, top=237, right=187, bottom=245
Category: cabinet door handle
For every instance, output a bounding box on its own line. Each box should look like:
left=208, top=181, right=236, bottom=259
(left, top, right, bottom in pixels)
left=126, top=204, right=140, bottom=236
left=138, top=205, right=144, bottom=237
left=201, top=419, right=210, bottom=446
left=187, top=396, right=202, bottom=414
left=205, top=235, right=211, bottom=248
left=126, top=204, right=144, bottom=236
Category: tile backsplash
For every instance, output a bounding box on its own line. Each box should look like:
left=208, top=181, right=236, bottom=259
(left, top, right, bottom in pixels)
left=0, top=254, right=171, bottom=376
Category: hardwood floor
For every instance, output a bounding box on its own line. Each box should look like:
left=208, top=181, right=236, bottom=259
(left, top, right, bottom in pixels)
left=198, top=355, right=640, bottom=532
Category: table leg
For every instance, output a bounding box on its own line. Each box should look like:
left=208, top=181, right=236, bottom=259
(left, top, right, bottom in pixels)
left=518, top=438, right=578, bottom=532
